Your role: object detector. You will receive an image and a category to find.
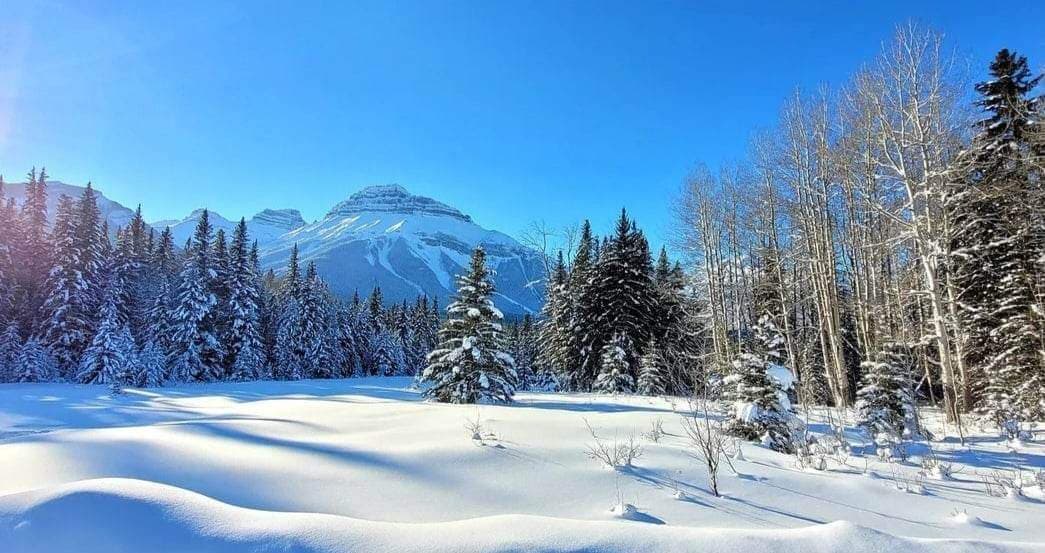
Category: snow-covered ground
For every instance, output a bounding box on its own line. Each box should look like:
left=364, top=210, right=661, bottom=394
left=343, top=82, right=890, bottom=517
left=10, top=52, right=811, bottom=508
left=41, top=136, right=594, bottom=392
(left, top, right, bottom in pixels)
left=1, top=378, right=1042, bottom=552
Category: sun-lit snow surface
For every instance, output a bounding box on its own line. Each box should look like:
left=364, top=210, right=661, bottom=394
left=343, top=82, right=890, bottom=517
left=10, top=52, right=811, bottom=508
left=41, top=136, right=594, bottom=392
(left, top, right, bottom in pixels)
left=1, top=378, right=1042, bottom=552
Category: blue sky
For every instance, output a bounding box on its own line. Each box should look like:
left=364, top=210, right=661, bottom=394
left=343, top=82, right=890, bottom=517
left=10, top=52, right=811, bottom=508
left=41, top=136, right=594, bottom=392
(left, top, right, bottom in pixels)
left=1, top=1, right=1043, bottom=249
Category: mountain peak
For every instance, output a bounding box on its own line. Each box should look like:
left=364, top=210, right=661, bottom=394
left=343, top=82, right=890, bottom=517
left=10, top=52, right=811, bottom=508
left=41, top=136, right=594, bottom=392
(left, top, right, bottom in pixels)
left=327, top=184, right=471, bottom=222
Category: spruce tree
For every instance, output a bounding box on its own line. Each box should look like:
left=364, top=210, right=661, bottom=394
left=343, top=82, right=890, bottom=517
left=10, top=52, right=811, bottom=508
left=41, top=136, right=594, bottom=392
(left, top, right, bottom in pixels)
left=593, top=332, right=635, bottom=394
left=723, top=316, right=795, bottom=453
left=855, top=343, right=915, bottom=448
left=136, top=340, right=168, bottom=387
left=422, top=247, right=517, bottom=403
left=77, top=287, right=135, bottom=386
left=40, top=195, right=94, bottom=375
left=169, top=211, right=223, bottom=382
left=950, top=49, right=1045, bottom=424
left=583, top=210, right=656, bottom=390
left=0, top=177, right=13, bottom=327
left=637, top=340, right=665, bottom=396
left=538, top=251, right=571, bottom=385
left=0, top=321, right=20, bottom=382
left=568, top=220, right=600, bottom=390
left=14, top=337, right=58, bottom=383
left=226, top=219, right=265, bottom=380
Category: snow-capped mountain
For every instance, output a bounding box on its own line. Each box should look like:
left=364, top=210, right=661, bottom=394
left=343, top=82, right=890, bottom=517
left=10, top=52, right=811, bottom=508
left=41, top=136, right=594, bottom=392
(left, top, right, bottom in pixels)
left=257, top=185, right=545, bottom=316
left=3, top=180, right=139, bottom=236
left=153, top=208, right=306, bottom=247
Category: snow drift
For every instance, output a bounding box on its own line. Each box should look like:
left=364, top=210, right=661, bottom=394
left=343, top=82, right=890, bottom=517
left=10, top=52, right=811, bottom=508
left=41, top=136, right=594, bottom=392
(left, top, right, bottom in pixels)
left=1, top=478, right=1029, bottom=553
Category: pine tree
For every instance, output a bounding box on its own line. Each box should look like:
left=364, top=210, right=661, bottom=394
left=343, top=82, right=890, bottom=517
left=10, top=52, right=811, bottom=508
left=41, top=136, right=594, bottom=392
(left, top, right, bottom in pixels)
left=566, top=221, right=598, bottom=390
left=950, top=49, right=1045, bottom=425
left=169, top=211, right=223, bottom=382
left=583, top=210, right=656, bottom=391
left=77, top=287, right=135, bottom=386
left=422, top=247, right=517, bottom=403
left=0, top=321, right=20, bottom=382
left=14, top=336, right=58, bottom=383
left=226, top=219, right=265, bottom=380
left=273, top=246, right=304, bottom=380
left=17, top=168, right=52, bottom=332
left=0, top=177, right=14, bottom=327
left=298, top=263, right=333, bottom=378
left=538, top=251, right=571, bottom=384
left=136, top=340, right=168, bottom=388
left=637, top=340, right=665, bottom=396
left=39, top=195, right=94, bottom=375
left=593, top=332, right=635, bottom=394
left=723, top=317, right=795, bottom=453
left=854, top=343, right=916, bottom=448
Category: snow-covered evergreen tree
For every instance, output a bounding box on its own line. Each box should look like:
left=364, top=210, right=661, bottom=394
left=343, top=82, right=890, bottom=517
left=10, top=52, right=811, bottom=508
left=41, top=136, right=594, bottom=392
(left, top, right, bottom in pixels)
left=854, top=343, right=915, bottom=448
left=637, top=340, right=665, bottom=396
left=581, top=211, right=656, bottom=391
left=225, top=219, right=265, bottom=380
left=593, top=332, right=635, bottom=394
left=0, top=321, right=20, bottom=382
left=169, top=211, right=223, bottom=382
left=421, top=247, right=517, bottom=403
left=723, top=316, right=795, bottom=453
left=135, top=339, right=167, bottom=388
left=949, top=49, right=1045, bottom=425
left=14, top=336, right=58, bottom=383
left=16, top=168, right=52, bottom=332
left=77, top=288, right=135, bottom=386
left=39, top=194, right=94, bottom=375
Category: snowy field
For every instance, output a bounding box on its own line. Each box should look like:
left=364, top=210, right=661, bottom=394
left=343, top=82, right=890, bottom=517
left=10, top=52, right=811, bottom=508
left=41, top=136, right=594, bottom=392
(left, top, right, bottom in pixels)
left=1, top=378, right=1043, bottom=552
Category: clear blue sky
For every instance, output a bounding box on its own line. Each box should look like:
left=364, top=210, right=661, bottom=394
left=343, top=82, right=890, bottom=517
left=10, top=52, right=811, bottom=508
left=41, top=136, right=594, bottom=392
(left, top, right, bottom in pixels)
left=2, top=1, right=1042, bottom=249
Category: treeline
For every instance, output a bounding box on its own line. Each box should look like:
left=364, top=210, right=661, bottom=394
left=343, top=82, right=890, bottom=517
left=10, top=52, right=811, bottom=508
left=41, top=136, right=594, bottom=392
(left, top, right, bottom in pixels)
left=539, top=209, right=699, bottom=395
left=0, top=181, right=560, bottom=389
left=671, top=25, right=1044, bottom=431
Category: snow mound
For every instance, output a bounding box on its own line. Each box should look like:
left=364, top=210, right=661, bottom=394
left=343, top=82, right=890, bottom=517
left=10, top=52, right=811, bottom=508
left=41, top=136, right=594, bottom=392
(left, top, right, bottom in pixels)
left=0, top=478, right=1035, bottom=553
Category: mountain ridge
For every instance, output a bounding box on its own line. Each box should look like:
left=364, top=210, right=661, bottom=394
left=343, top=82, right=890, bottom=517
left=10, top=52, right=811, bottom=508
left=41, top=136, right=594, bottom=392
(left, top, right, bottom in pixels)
left=5, top=179, right=545, bottom=315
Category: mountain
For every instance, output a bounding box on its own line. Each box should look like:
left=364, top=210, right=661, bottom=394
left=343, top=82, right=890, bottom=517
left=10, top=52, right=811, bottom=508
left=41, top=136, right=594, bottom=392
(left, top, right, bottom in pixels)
left=2, top=180, right=139, bottom=235
left=257, top=185, right=545, bottom=316
left=153, top=208, right=305, bottom=247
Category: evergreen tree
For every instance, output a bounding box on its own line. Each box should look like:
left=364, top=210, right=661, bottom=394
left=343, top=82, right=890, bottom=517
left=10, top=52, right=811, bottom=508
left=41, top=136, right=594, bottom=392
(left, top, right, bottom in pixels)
left=723, top=316, right=795, bottom=453
left=422, top=247, right=517, bottom=403
left=637, top=340, right=665, bottom=396
left=949, top=49, right=1045, bottom=424
left=39, top=195, right=94, bottom=375
left=0, top=321, right=20, bottom=382
left=169, top=211, right=223, bottom=382
left=17, top=168, right=52, bottom=332
left=77, top=287, right=135, bottom=385
left=0, top=177, right=14, bottom=327
left=136, top=340, right=168, bottom=388
left=225, top=219, right=265, bottom=380
left=593, top=332, right=635, bottom=394
left=583, top=210, right=656, bottom=390
left=566, top=221, right=599, bottom=390
left=538, top=251, right=571, bottom=383
left=14, top=336, right=58, bottom=383
left=855, top=343, right=916, bottom=448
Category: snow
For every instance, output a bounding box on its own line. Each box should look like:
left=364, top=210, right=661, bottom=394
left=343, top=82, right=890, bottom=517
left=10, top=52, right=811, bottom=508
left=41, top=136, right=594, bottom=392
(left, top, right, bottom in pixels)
left=1, top=378, right=1042, bottom=552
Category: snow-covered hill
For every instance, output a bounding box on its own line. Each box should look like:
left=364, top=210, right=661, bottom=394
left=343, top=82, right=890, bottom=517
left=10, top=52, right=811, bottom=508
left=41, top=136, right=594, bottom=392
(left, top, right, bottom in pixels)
left=3, top=180, right=138, bottom=237
left=153, top=207, right=306, bottom=247
left=256, top=185, right=545, bottom=315
left=0, top=378, right=1040, bottom=552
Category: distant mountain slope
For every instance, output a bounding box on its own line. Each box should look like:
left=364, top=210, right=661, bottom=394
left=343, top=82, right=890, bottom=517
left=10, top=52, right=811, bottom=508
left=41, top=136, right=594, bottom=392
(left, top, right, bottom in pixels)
left=257, top=185, right=545, bottom=316
left=152, top=208, right=305, bottom=247
left=3, top=180, right=138, bottom=235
